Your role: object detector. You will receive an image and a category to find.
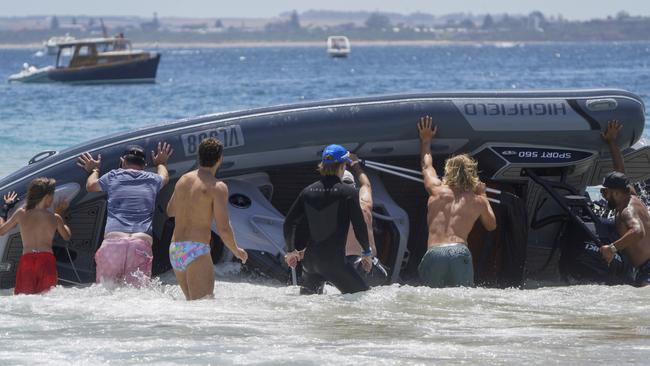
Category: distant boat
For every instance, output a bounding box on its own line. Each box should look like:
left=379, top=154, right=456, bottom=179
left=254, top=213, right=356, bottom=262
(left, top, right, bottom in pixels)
left=43, top=34, right=76, bottom=56
left=327, top=36, right=351, bottom=58
left=9, top=36, right=161, bottom=84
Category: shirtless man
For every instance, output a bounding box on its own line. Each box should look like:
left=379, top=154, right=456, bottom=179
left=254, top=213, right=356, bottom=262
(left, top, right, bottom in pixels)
left=343, top=155, right=389, bottom=283
left=344, top=155, right=375, bottom=266
left=166, top=137, right=248, bottom=300
left=78, top=142, right=172, bottom=286
left=417, top=116, right=497, bottom=288
left=0, top=178, right=71, bottom=294
left=599, top=120, right=650, bottom=287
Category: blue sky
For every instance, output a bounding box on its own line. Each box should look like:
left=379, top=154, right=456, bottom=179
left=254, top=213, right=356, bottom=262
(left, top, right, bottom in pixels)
left=4, top=0, right=650, bottom=20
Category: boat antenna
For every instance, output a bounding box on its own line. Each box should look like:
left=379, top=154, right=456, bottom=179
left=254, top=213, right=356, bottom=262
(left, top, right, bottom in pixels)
left=100, top=18, right=108, bottom=37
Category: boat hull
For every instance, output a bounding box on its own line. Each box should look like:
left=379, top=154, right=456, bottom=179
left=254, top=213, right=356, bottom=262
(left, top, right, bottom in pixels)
left=10, top=54, right=161, bottom=84
left=50, top=53, right=160, bottom=84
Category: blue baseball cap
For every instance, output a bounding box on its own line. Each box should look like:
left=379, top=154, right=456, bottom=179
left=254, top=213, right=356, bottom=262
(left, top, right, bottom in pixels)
left=322, top=144, right=352, bottom=164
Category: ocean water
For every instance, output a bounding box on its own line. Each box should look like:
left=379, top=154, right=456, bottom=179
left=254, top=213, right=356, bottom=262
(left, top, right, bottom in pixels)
left=1, top=43, right=650, bottom=365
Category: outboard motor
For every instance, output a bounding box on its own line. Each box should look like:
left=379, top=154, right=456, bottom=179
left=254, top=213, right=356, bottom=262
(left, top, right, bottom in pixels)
left=523, top=169, right=635, bottom=285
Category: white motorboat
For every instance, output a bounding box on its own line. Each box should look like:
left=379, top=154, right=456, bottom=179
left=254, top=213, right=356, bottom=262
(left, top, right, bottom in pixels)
left=7, top=63, right=54, bottom=83
left=327, top=36, right=351, bottom=58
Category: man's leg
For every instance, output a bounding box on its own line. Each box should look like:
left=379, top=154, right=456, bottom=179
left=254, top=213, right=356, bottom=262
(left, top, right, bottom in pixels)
left=300, top=270, right=326, bottom=295
left=418, top=247, right=448, bottom=288
left=324, top=262, right=369, bottom=294
left=124, top=239, right=153, bottom=287
left=14, top=254, right=35, bottom=295
left=173, top=269, right=190, bottom=300
left=447, top=244, right=475, bottom=287
left=35, top=253, right=58, bottom=294
left=95, top=239, right=127, bottom=284
left=185, top=253, right=215, bottom=300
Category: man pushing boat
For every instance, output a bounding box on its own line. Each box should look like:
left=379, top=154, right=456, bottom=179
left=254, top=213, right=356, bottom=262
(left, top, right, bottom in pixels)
left=166, top=137, right=248, bottom=300
left=416, top=116, right=497, bottom=288
left=599, top=120, right=650, bottom=287
left=78, top=143, right=172, bottom=286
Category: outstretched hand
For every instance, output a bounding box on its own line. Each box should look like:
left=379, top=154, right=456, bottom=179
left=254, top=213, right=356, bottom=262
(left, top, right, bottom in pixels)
left=3, top=191, right=17, bottom=205
left=601, top=120, right=622, bottom=144
left=77, top=152, right=101, bottom=173
left=417, top=115, right=438, bottom=142
left=152, top=142, right=173, bottom=166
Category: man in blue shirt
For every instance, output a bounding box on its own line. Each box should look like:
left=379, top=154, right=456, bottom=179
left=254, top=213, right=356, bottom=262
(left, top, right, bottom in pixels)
left=77, top=142, right=173, bottom=286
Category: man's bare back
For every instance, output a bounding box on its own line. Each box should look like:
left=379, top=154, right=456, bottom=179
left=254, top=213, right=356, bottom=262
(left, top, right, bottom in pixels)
left=417, top=116, right=496, bottom=248
left=0, top=199, right=70, bottom=254
left=426, top=185, right=494, bottom=248
left=615, top=196, right=650, bottom=267
left=170, top=170, right=221, bottom=244
left=167, top=168, right=247, bottom=261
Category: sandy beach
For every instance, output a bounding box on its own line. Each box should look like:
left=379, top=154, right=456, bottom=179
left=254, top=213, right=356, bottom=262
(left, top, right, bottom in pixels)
left=0, top=39, right=528, bottom=49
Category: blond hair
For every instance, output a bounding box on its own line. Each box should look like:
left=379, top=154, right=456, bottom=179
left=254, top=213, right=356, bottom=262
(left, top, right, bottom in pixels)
left=26, top=177, right=56, bottom=210
left=317, top=162, right=344, bottom=176
left=443, top=154, right=480, bottom=192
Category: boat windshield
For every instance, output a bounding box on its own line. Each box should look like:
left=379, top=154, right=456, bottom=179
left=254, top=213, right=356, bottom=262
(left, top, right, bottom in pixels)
left=97, top=40, right=131, bottom=52
left=56, top=46, right=74, bottom=67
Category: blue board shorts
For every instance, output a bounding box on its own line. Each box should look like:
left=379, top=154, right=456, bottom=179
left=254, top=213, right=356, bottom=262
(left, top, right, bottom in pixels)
left=418, top=243, right=474, bottom=288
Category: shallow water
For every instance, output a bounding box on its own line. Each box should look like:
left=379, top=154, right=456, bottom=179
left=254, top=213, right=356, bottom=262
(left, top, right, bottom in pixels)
left=1, top=271, right=649, bottom=365
left=1, top=43, right=650, bottom=364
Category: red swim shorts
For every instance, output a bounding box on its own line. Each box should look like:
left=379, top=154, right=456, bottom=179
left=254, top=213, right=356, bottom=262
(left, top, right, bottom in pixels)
left=14, top=252, right=58, bottom=295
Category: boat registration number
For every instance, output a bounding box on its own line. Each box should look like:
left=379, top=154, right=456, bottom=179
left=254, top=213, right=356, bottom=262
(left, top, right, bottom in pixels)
left=181, top=125, right=245, bottom=157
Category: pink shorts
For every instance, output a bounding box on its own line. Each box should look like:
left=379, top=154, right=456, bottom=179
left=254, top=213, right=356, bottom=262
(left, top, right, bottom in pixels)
left=95, top=237, right=153, bottom=287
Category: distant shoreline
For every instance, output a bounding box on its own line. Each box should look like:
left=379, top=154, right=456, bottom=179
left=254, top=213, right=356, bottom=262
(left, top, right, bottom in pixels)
left=0, top=39, right=608, bottom=49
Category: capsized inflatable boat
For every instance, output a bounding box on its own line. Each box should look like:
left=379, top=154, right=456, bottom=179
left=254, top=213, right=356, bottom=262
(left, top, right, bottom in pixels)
left=0, top=89, right=648, bottom=289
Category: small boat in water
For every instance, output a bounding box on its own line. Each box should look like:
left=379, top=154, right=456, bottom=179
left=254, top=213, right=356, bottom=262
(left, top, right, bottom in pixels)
left=327, top=36, right=351, bottom=57
left=9, top=36, right=161, bottom=84
left=0, top=89, right=647, bottom=289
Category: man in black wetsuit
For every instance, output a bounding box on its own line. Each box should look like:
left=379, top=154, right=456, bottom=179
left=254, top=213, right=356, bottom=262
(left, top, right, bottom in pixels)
left=283, top=144, right=373, bottom=294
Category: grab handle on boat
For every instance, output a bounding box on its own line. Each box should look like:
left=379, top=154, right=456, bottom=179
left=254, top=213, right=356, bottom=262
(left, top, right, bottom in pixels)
left=28, top=150, right=57, bottom=165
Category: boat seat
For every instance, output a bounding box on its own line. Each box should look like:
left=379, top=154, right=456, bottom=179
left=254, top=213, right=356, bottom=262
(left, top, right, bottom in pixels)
left=217, top=175, right=287, bottom=258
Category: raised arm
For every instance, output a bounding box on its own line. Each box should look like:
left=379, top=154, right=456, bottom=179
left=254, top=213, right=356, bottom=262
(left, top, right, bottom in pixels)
left=77, top=152, right=102, bottom=192
left=0, top=208, right=24, bottom=236
left=601, top=120, right=625, bottom=174
left=152, top=141, right=173, bottom=187
left=349, top=156, right=377, bottom=255
left=348, top=189, right=371, bottom=254
left=418, top=116, right=442, bottom=195
left=213, top=181, right=247, bottom=263
left=476, top=183, right=497, bottom=231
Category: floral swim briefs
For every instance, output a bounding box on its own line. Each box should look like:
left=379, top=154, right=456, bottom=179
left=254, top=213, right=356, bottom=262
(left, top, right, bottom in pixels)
left=169, top=241, right=211, bottom=272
